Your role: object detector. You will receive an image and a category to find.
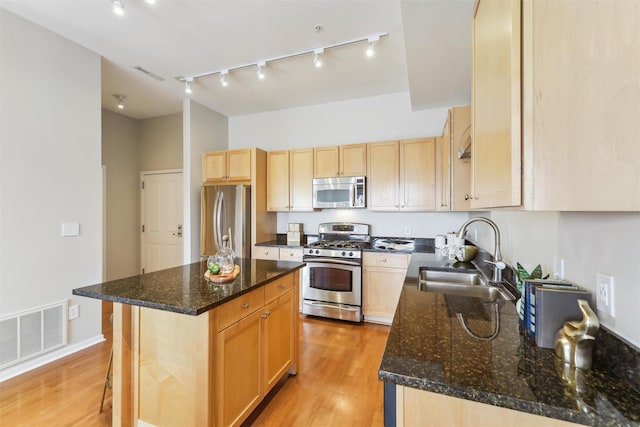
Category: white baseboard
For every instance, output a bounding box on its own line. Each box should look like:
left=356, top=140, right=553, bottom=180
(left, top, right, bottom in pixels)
left=0, top=334, right=106, bottom=383
left=363, top=315, right=393, bottom=325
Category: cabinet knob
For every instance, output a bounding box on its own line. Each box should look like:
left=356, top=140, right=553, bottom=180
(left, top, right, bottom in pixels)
left=279, top=283, right=286, bottom=288
left=242, top=303, right=249, bottom=309
left=382, top=258, right=387, bottom=263
left=464, top=194, right=472, bottom=200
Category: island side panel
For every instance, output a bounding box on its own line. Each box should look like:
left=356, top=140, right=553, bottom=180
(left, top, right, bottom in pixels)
left=137, top=307, right=215, bottom=427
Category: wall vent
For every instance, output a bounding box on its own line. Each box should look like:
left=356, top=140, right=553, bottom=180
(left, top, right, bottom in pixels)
left=0, top=301, right=68, bottom=370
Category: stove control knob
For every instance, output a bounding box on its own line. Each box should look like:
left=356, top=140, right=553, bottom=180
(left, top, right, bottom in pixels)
left=348, top=252, right=354, bottom=257
left=308, top=249, right=313, bottom=254
left=341, top=251, right=346, bottom=256
left=315, top=250, right=320, bottom=255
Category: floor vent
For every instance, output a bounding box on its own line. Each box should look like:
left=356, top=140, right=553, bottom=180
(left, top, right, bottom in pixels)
left=0, top=301, right=68, bottom=370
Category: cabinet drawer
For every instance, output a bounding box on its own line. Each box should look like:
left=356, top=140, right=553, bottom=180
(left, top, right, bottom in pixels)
left=363, top=252, right=410, bottom=269
left=254, top=246, right=279, bottom=260
left=217, top=288, right=265, bottom=332
left=279, top=247, right=303, bottom=261
left=265, top=273, right=294, bottom=303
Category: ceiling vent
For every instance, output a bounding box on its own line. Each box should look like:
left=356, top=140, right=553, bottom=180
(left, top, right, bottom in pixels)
left=134, top=66, right=165, bottom=82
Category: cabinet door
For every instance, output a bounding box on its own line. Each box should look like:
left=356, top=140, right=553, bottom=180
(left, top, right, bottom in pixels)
left=367, top=141, right=399, bottom=211
left=267, top=150, right=290, bottom=211
left=253, top=246, right=279, bottom=260
left=450, top=106, right=472, bottom=211
left=400, top=138, right=436, bottom=211
left=216, top=309, right=262, bottom=427
left=313, top=146, right=339, bottom=178
left=339, top=143, right=367, bottom=177
left=262, top=290, right=294, bottom=394
left=226, top=149, right=252, bottom=182
left=278, top=247, right=303, bottom=262
left=289, top=148, right=314, bottom=211
left=363, top=266, right=406, bottom=323
left=203, top=151, right=227, bottom=182
left=435, top=133, right=451, bottom=211
left=472, top=0, right=521, bottom=208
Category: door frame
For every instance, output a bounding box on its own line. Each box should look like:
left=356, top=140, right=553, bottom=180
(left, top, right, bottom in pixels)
left=140, top=169, right=183, bottom=274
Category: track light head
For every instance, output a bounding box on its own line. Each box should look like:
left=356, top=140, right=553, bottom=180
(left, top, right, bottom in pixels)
left=112, top=0, right=125, bottom=16
left=366, top=35, right=380, bottom=58
left=313, top=48, right=324, bottom=68
left=220, top=70, right=229, bottom=87
left=184, top=78, right=193, bottom=94
left=113, top=94, right=126, bottom=109
left=256, top=62, right=266, bottom=80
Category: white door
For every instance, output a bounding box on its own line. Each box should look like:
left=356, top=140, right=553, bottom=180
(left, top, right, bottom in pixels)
left=141, top=171, right=183, bottom=273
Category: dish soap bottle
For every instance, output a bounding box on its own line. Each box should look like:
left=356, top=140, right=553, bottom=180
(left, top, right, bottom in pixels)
left=216, top=235, right=235, bottom=274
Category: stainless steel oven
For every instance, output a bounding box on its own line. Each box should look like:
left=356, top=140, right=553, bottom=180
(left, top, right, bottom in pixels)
left=302, top=222, right=370, bottom=323
left=302, top=259, right=362, bottom=322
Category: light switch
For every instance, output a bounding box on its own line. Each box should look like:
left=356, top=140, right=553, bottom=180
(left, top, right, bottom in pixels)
left=61, top=222, right=80, bottom=237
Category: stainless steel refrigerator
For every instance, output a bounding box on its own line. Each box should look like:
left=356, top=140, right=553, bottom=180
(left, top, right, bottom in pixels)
left=200, top=185, right=251, bottom=258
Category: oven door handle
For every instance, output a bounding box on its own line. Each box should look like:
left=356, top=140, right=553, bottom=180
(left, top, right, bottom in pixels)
left=303, top=258, right=361, bottom=267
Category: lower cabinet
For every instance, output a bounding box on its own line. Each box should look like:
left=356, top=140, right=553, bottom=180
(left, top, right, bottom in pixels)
left=396, top=386, right=581, bottom=427
left=114, top=271, right=299, bottom=427
left=362, top=252, right=410, bottom=324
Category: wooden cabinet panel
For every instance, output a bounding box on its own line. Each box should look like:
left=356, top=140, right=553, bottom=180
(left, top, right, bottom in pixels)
left=265, top=272, right=294, bottom=303
left=217, top=288, right=265, bottom=332
left=314, top=146, right=339, bottom=178
left=267, top=150, right=290, bottom=211
left=435, top=135, right=451, bottom=211
left=363, top=253, right=410, bottom=324
left=472, top=0, right=521, bottom=208
left=367, top=141, right=400, bottom=210
left=263, top=290, right=294, bottom=393
left=400, top=138, right=436, bottom=211
left=289, top=148, right=314, bottom=211
left=340, top=143, right=367, bottom=177
left=450, top=106, right=472, bottom=211
left=278, top=247, right=303, bottom=262
left=202, top=148, right=252, bottom=184
left=217, top=309, right=262, bottom=427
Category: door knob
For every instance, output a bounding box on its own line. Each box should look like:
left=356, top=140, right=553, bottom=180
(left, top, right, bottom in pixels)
left=172, top=224, right=183, bottom=237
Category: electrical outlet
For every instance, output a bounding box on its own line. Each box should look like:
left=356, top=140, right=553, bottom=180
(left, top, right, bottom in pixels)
left=404, top=226, right=411, bottom=236
left=596, top=273, right=615, bottom=317
left=68, top=304, right=79, bottom=320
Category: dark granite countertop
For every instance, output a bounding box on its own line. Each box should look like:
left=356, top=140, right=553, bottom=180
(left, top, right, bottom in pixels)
left=72, top=258, right=305, bottom=316
left=379, top=252, right=640, bottom=427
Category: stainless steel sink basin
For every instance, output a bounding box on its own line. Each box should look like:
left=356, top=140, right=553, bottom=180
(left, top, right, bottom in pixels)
left=418, top=269, right=515, bottom=301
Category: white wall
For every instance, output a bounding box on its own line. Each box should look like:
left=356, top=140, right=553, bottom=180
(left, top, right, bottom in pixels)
left=140, top=113, right=182, bottom=172
left=183, top=100, right=228, bottom=262
left=475, top=211, right=640, bottom=348
left=0, top=9, right=103, bottom=376
left=102, top=110, right=141, bottom=281
left=229, top=92, right=466, bottom=238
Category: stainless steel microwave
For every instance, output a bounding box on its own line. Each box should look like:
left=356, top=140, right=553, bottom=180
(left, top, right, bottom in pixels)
left=312, top=176, right=366, bottom=209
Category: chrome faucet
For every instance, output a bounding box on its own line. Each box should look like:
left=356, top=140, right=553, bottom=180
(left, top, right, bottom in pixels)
left=456, top=217, right=505, bottom=282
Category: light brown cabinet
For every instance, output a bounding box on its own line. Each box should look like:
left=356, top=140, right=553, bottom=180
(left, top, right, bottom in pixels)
left=437, top=106, right=471, bottom=211
left=367, top=138, right=436, bottom=211
left=363, top=252, right=410, bottom=324
left=472, top=0, right=639, bottom=210
left=313, top=143, right=367, bottom=178
left=471, top=0, right=521, bottom=209
left=203, top=148, right=252, bottom=183
left=267, top=148, right=314, bottom=212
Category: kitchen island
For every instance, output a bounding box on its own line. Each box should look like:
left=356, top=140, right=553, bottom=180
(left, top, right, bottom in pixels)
left=379, top=252, right=640, bottom=427
left=73, top=258, right=304, bottom=427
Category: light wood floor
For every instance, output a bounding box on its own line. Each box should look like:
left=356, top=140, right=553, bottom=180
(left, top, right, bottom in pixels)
left=0, top=311, right=390, bottom=426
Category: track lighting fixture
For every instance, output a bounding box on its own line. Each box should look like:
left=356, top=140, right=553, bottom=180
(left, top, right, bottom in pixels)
left=175, top=32, right=387, bottom=92
left=313, top=48, right=324, bottom=68
left=113, top=94, right=126, bottom=109
left=112, top=0, right=125, bottom=16
left=220, top=70, right=229, bottom=87
left=256, top=62, right=266, bottom=80
left=366, top=35, right=380, bottom=58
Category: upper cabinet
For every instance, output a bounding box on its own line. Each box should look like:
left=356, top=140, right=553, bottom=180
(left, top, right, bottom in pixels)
left=203, top=148, right=252, bottom=183
left=471, top=0, right=521, bottom=209
left=436, top=106, right=472, bottom=211
left=313, top=143, right=367, bottom=178
left=368, top=138, right=436, bottom=211
left=267, top=148, right=314, bottom=212
left=472, top=0, right=640, bottom=211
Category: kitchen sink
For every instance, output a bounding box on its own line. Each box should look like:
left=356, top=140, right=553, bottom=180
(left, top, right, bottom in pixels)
left=418, top=269, right=515, bottom=301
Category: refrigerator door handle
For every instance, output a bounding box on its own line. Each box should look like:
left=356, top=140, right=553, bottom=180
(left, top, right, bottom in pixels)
left=214, top=189, right=223, bottom=251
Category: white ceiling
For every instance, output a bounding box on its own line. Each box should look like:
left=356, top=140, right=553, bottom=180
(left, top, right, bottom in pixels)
left=0, top=0, right=474, bottom=120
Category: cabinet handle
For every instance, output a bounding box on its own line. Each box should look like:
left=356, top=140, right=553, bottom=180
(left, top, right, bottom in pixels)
left=242, top=303, right=249, bottom=309
left=261, top=313, right=268, bottom=319
left=382, top=258, right=387, bottom=263
left=279, top=283, right=286, bottom=288
left=464, top=194, right=471, bottom=200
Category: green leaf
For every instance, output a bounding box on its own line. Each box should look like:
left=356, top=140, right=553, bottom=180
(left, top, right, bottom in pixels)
left=516, top=263, right=530, bottom=281
left=530, top=264, right=544, bottom=279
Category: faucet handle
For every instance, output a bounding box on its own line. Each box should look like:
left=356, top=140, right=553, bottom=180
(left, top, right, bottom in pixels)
left=483, top=260, right=506, bottom=270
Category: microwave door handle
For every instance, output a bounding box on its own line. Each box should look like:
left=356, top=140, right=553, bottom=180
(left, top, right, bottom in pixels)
left=351, top=185, right=356, bottom=207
